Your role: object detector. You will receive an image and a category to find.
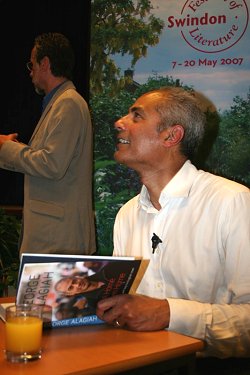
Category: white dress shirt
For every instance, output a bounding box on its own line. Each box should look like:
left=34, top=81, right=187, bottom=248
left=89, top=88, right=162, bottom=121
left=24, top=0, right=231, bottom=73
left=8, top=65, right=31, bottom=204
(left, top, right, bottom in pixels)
left=113, top=160, right=250, bottom=358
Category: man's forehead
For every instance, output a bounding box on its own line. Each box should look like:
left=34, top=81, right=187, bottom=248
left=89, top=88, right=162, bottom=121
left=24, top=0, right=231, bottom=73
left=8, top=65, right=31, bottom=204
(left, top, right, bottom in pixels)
left=130, top=92, right=163, bottom=112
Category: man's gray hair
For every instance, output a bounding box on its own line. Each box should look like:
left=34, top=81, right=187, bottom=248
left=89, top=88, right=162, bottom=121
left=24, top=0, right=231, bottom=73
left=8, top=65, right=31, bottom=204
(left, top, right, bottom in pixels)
left=147, top=87, right=206, bottom=159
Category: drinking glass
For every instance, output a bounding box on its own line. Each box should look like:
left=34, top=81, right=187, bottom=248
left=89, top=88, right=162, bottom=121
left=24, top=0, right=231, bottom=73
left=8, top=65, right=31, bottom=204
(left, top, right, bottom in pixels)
left=4, top=304, right=43, bottom=362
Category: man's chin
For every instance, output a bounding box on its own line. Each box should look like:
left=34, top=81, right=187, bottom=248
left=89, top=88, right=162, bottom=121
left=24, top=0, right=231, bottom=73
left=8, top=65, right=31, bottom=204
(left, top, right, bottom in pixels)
left=35, top=86, right=45, bottom=96
left=114, top=152, right=125, bottom=164
left=114, top=152, right=133, bottom=168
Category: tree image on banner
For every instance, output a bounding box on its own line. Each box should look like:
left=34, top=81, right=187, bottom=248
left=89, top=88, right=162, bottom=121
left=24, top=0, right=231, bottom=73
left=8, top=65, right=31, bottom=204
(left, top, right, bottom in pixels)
left=90, top=0, right=164, bottom=94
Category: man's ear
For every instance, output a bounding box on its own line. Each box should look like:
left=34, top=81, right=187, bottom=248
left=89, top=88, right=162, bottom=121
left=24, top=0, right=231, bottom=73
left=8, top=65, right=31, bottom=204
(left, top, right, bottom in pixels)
left=162, top=125, right=184, bottom=146
left=40, top=56, right=50, bottom=72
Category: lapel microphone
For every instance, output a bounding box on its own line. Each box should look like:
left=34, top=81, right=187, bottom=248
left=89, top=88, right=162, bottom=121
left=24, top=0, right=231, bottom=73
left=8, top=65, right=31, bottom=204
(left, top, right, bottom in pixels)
left=151, top=233, right=162, bottom=254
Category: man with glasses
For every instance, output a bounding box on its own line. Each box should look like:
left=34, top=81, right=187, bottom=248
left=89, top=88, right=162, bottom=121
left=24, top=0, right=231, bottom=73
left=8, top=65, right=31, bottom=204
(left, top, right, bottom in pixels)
left=0, top=32, right=96, bottom=256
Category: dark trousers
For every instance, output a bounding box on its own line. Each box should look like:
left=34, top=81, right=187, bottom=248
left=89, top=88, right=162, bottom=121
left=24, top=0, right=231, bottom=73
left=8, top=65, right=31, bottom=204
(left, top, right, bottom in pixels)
left=195, top=358, right=250, bottom=375
left=118, top=357, right=250, bottom=375
left=156, top=358, right=250, bottom=375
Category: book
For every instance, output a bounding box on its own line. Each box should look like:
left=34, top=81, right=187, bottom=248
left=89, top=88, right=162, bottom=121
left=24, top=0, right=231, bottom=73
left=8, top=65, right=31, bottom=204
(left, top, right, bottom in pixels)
left=0, top=302, right=15, bottom=322
left=4, top=253, right=145, bottom=328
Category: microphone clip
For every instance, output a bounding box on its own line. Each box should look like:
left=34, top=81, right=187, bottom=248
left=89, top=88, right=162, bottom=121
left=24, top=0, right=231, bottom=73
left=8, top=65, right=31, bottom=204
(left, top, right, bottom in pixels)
left=151, top=233, right=162, bottom=254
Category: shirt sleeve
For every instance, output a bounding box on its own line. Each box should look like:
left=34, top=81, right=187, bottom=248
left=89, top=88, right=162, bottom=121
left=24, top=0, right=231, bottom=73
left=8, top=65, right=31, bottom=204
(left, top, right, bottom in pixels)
left=0, top=96, right=88, bottom=179
left=168, top=298, right=250, bottom=358
left=168, top=190, right=250, bottom=358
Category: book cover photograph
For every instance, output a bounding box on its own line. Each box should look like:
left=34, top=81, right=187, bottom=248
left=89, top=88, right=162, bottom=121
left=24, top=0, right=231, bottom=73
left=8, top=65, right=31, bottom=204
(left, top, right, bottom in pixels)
left=16, top=254, right=142, bottom=328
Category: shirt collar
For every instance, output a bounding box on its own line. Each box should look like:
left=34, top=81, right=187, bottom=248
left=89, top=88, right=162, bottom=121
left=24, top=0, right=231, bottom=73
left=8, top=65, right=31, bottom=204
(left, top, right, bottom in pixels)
left=42, top=81, right=67, bottom=112
left=139, top=160, right=199, bottom=210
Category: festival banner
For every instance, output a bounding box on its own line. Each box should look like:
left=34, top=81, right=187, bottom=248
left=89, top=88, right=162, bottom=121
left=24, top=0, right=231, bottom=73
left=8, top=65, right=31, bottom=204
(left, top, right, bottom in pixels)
left=114, top=0, right=249, bottom=112
left=91, top=0, right=250, bottom=254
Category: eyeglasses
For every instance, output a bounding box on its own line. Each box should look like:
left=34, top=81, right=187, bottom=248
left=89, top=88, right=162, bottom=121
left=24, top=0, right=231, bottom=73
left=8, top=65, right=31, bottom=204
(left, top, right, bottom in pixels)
left=26, top=61, right=33, bottom=71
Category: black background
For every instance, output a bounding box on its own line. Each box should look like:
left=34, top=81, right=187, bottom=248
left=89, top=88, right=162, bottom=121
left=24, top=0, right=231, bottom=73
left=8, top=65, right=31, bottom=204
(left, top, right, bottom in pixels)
left=0, top=0, right=91, bottom=204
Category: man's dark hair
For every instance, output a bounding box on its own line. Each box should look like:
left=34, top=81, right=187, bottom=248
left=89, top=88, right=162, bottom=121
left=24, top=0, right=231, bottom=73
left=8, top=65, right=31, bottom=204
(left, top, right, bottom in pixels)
left=34, top=32, right=75, bottom=80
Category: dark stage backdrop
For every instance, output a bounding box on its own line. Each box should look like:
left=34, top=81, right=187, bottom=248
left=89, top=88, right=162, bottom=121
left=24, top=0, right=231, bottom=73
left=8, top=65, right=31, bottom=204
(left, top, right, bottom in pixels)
left=0, top=0, right=91, bottom=205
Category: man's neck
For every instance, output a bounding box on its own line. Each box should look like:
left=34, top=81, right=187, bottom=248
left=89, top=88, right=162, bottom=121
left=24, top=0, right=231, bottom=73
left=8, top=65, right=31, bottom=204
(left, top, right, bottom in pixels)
left=140, top=157, right=187, bottom=210
left=45, top=77, right=68, bottom=95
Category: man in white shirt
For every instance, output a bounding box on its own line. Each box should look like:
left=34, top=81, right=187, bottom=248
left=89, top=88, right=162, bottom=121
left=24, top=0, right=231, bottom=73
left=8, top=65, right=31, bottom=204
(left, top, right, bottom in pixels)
left=96, top=87, right=250, bottom=362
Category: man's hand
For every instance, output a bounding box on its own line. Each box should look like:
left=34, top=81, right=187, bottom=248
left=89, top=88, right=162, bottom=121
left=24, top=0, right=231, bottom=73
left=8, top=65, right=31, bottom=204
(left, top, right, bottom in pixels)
left=96, top=294, right=170, bottom=331
left=0, top=133, right=18, bottom=149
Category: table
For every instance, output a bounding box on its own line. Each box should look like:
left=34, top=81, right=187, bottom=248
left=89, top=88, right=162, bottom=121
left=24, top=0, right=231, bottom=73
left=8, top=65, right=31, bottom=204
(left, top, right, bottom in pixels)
left=0, top=297, right=204, bottom=375
left=0, top=205, right=23, bottom=217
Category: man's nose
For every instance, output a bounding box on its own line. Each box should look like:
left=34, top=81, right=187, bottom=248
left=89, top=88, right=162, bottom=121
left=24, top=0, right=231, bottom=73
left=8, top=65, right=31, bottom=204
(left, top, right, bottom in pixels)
left=114, top=116, right=126, bottom=131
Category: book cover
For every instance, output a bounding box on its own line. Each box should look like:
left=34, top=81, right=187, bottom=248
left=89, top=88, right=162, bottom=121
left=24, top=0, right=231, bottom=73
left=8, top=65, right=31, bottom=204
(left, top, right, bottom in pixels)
left=15, top=253, right=143, bottom=328
left=0, top=302, right=15, bottom=322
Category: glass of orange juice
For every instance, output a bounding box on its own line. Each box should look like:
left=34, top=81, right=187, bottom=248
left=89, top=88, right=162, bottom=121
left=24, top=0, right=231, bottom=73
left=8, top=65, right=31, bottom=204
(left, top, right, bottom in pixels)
left=4, top=304, right=43, bottom=362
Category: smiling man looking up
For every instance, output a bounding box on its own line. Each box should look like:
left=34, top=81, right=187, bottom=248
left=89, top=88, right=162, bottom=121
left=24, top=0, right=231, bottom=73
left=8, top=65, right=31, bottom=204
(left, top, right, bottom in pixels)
left=96, top=87, right=250, bottom=370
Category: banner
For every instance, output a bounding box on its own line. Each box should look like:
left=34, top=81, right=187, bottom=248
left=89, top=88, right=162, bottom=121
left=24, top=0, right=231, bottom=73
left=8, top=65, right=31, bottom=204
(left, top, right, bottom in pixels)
left=114, top=0, right=249, bottom=112
left=91, top=0, right=250, bottom=254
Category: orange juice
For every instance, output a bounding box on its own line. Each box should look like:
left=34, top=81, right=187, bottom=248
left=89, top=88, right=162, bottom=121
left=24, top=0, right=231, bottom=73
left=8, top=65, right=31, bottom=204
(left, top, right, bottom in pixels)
left=5, top=316, right=43, bottom=353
